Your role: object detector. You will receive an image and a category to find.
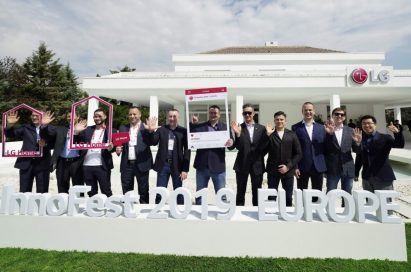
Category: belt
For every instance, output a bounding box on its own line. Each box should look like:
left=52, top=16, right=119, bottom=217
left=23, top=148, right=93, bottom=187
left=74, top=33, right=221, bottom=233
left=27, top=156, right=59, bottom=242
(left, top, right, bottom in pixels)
left=60, top=157, right=80, bottom=162
left=166, top=159, right=173, bottom=164
left=128, top=160, right=136, bottom=164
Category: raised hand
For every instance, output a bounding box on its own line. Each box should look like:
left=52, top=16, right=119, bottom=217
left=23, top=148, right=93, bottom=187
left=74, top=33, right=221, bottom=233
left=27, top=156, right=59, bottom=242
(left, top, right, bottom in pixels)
left=41, top=111, right=55, bottom=125
left=387, top=121, right=400, bottom=134
left=144, top=117, right=158, bottom=132
left=230, top=120, right=241, bottom=137
left=191, top=114, right=199, bottom=124
left=74, top=119, right=87, bottom=134
left=352, top=128, right=362, bottom=144
left=324, top=119, right=335, bottom=135
left=6, top=111, right=20, bottom=126
left=265, top=122, right=274, bottom=136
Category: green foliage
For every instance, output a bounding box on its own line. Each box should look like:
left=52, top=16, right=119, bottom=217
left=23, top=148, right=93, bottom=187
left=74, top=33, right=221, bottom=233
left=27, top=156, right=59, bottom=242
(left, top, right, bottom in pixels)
left=0, top=42, right=87, bottom=127
left=0, top=224, right=410, bottom=271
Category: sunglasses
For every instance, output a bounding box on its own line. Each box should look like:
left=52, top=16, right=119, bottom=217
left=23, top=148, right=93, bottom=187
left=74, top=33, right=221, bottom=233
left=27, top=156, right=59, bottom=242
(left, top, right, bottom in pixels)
left=242, top=111, right=253, bottom=116
left=333, top=113, right=345, bottom=117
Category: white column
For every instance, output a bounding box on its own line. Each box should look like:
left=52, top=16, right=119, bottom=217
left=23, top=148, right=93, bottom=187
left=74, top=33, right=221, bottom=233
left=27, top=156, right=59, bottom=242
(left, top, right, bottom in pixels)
left=394, top=107, right=402, bottom=124
left=236, top=96, right=244, bottom=124
left=149, top=96, right=159, bottom=118
left=373, top=104, right=386, bottom=133
left=173, top=104, right=186, bottom=128
left=87, top=97, right=99, bottom=126
left=150, top=96, right=159, bottom=126
left=330, top=94, right=341, bottom=117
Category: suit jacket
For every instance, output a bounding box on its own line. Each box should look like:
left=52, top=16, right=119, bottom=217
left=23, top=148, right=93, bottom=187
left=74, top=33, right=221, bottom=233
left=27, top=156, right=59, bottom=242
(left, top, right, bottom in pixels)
left=4, top=124, right=52, bottom=171
left=143, top=125, right=191, bottom=174
left=291, top=121, right=327, bottom=173
left=264, top=129, right=302, bottom=178
left=76, top=126, right=114, bottom=171
left=118, top=123, right=153, bottom=173
left=325, top=126, right=356, bottom=178
left=45, top=125, right=73, bottom=171
left=356, top=131, right=404, bottom=182
left=230, top=122, right=267, bottom=174
left=190, top=121, right=228, bottom=173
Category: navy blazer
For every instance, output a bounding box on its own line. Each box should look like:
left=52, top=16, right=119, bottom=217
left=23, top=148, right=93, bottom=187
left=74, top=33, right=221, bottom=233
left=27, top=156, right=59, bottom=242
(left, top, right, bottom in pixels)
left=143, top=125, right=191, bottom=174
left=230, top=122, right=267, bottom=175
left=291, top=121, right=327, bottom=173
left=118, top=123, right=153, bottom=173
left=264, top=129, right=302, bottom=178
left=76, top=126, right=114, bottom=171
left=325, top=126, right=356, bottom=178
left=190, top=121, right=228, bottom=173
left=4, top=124, right=52, bottom=171
left=356, top=131, right=404, bottom=182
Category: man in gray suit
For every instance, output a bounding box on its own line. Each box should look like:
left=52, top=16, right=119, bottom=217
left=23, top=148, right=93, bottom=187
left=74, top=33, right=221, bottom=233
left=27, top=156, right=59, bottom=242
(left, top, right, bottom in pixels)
left=324, top=107, right=357, bottom=198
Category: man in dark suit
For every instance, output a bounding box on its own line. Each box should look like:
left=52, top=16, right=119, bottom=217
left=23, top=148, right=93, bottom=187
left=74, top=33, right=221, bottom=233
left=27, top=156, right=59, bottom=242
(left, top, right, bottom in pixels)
left=291, top=102, right=327, bottom=200
left=116, top=106, right=153, bottom=203
left=74, top=108, right=114, bottom=197
left=264, top=111, right=302, bottom=206
left=5, top=110, right=54, bottom=193
left=324, top=107, right=357, bottom=200
left=143, top=109, right=191, bottom=204
left=46, top=110, right=83, bottom=193
left=230, top=104, right=268, bottom=206
left=190, top=105, right=233, bottom=205
left=352, top=115, right=404, bottom=192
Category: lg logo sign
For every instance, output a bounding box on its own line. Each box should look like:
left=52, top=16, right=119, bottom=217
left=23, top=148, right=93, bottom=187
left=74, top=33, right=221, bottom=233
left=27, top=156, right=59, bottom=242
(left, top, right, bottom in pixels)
left=351, top=68, right=390, bottom=84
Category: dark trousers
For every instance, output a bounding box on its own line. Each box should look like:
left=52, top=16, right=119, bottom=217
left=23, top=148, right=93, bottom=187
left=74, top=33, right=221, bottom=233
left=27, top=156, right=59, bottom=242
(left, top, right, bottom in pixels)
left=236, top=168, right=263, bottom=206
left=83, top=166, right=112, bottom=197
left=19, top=163, right=50, bottom=193
left=56, top=157, right=84, bottom=193
left=297, top=169, right=324, bottom=202
left=156, top=163, right=183, bottom=205
left=121, top=160, right=150, bottom=204
left=267, top=174, right=294, bottom=206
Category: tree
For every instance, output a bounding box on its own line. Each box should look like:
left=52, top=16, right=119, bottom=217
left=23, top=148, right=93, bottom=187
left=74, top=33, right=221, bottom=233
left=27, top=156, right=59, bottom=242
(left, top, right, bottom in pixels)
left=19, top=42, right=87, bottom=124
left=0, top=57, right=26, bottom=115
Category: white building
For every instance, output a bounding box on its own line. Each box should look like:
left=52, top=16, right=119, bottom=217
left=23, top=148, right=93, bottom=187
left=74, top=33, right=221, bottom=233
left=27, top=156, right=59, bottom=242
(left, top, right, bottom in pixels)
left=82, top=44, right=411, bottom=131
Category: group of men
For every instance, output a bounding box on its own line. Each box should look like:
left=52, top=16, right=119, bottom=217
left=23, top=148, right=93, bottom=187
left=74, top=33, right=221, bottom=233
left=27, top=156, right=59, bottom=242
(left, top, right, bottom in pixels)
left=4, top=101, right=405, bottom=206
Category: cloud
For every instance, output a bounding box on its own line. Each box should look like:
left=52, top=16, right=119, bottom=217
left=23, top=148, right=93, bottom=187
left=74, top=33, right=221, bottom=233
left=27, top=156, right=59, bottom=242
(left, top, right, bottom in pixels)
left=1, top=0, right=410, bottom=78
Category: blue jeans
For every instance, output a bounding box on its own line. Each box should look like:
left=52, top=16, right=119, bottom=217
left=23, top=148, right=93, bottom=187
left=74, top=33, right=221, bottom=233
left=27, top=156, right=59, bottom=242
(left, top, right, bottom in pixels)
left=267, top=174, right=294, bottom=206
left=326, top=175, right=353, bottom=194
left=156, top=163, right=183, bottom=204
left=326, top=175, right=353, bottom=207
left=195, top=168, right=226, bottom=205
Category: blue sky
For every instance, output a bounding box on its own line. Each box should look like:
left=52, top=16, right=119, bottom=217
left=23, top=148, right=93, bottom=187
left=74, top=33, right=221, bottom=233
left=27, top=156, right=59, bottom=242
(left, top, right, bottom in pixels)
left=1, top=0, right=411, bottom=79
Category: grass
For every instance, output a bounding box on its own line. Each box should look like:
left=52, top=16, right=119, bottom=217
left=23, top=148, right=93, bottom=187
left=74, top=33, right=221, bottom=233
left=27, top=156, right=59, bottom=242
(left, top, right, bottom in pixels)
left=0, top=224, right=410, bottom=271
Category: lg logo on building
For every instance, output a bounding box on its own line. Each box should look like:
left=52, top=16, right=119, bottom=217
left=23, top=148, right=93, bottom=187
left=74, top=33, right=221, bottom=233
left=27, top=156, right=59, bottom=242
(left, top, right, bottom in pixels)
left=351, top=68, right=390, bottom=84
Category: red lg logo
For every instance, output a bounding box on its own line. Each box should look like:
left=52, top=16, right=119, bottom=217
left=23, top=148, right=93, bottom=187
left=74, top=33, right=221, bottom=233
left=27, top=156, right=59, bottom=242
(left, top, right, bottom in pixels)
left=351, top=68, right=368, bottom=84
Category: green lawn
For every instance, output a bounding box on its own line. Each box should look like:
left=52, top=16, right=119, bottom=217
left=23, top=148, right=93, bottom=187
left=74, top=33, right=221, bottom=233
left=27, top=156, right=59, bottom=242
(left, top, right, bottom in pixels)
left=0, top=224, right=409, bottom=272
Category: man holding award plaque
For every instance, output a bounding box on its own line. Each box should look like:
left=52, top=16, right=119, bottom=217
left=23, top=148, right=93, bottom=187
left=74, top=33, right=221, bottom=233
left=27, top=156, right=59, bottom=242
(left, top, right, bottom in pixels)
left=190, top=105, right=233, bottom=204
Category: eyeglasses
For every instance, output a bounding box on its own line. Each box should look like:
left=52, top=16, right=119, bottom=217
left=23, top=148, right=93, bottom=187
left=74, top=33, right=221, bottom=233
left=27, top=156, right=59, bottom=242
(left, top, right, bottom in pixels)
left=362, top=122, right=375, bottom=126
left=333, top=113, right=345, bottom=117
left=242, top=111, right=253, bottom=116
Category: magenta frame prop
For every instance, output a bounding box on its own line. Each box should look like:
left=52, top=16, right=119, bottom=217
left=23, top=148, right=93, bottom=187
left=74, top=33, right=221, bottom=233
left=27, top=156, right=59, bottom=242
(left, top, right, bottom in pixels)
left=69, top=96, right=113, bottom=150
left=2, top=104, right=44, bottom=157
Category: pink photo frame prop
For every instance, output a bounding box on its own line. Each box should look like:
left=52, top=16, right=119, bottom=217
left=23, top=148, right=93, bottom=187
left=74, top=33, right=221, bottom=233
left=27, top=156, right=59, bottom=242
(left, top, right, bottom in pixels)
left=2, top=104, right=44, bottom=157
left=69, top=96, right=113, bottom=150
